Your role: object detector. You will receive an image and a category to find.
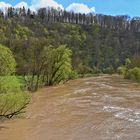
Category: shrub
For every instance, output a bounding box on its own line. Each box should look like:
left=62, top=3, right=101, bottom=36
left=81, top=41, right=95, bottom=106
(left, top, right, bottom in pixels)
left=77, top=63, right=93, bottom=75
left=69, top=71, right=79, bottom=79
left=0, top=44, right=17, bottom=94
left=92, top=67, right=102, bottom=74
left=117, top=66, right=127, bottom=75
left=103, top=66, right=115, bottom=75
left=130, top=55, right=140, bottom=68
left=0, top=44, right=16, bottom=75
left=0, top=45, right=30, bottom=119
left=125, top=67, right=140, bottom=83
left=0, top=93, right=30, bottom=119
left=0, top=76, right=23, bottom=94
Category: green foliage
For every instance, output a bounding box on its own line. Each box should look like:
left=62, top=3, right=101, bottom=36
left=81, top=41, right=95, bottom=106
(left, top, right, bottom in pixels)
left=0, top=45, right=18, bottom=94
left=125, top=58, right=131, bottom=68
left=92, top=67, right=102, bottom=74
left=1, top=11, right=140, bottom=118
left=0, top=92, right=30, bottom=119
left=23, top=45, right=72, bottom=91
left=69, top=71, right=79, bottom=79
left=0, top=76, right=23, bottom=94
left=0, top=44, right=16, bottom=75
left=43, top=45, right=72, bottom=86
left=103, top=66, right=115, bottom=75
left=76, top=63, right=93, bottom=75
left=117, top=66, right=127, bottom=75
left=130, top=55, right=140, bottom=68
left=56, top=46, right=72, bottom=77
left=0, top=44, right=29, bottom=119
left=125, top=67, right=140, bottom=83
left=13, top=25, right=30, bottom=40
left=0, top=11, right=140, bottom=75
left=123, top=56, right=140, bottom=83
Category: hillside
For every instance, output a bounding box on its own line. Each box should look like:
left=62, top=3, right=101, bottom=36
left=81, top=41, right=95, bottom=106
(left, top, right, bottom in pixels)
left=0, top=7, right=140, bottom=74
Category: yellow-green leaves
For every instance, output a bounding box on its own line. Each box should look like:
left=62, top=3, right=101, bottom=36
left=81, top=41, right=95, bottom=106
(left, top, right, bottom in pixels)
left=13, top=25, right=30, bottom=40
left=0, top=44, right=16, bottom=75
left=0, top=92, right=30, bottom=118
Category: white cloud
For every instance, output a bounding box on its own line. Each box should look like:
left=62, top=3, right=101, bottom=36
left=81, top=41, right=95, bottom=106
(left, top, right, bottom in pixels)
left=66, top=3, right=95, bottom=14
left=0, top=2, right=12, bottom=14
left=31, top=0, right=64, bottom=10
left=0, top=1, right=96, bottom=14
left=0, top=2, right=11, bottom=8
left=15, top=2, right=28, bottom=9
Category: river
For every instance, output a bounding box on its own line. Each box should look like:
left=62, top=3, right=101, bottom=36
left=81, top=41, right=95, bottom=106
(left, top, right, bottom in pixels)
left=0, top=75, right=140, bottom=140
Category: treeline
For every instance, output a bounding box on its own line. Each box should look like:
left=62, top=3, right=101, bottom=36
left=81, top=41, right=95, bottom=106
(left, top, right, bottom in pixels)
left=0, top=13, right=140, bottom=75
left=0, top=7, right=140, bottom=78
left=0, top=7, right=94, bottom=24
left=0, top=6, right=140, bottom=31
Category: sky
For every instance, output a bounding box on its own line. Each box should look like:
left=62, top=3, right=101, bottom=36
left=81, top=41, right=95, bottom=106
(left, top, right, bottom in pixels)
left=0, top=0, right=140, bottom=17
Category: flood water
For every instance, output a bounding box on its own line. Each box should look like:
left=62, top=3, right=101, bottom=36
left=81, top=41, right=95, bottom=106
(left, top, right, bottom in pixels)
left=0, top=75, right=140, bottom=140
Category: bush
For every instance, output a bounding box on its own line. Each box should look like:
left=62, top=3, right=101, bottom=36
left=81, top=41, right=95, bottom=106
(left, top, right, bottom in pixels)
left=117, top=66, right=127, bottom=75
left=76, top=64, right=93, bottom=75
left=125, top=67, right=140, bottom=83
left=0, top=92, right=30, bottom=119
left=0, top=44, right=16, bottom=75
left=0, top=45, right=30, bottom=119
left=103, top=66, right=115, bottom=75
left=0, top=76, right=23, bottom=94
left=69, top=71, right=79, bottom=79
left=130, top=55, right=140, bottom=68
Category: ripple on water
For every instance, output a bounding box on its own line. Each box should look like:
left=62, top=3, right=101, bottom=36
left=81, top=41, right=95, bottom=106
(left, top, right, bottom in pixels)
left=103, top=106, right=140, bottom=126
left=85, top=81, right=93, bottom=85
left=91, top=92, right=97, bottom=95
left=74, top=88, right=92, bottom=94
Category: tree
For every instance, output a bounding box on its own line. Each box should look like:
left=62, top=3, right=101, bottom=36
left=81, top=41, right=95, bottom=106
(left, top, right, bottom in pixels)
left=1, top=7, right=140, bottom=75
left=0, top=44, right=16, bottom=94
left=130, top=55, right=140, bottom=68
left=23, top=44, right=72, bottom=91
left=43, top=45, right=72, bottom=86
left=0, top=45, right=30, bottom=119
left=0, top=44, right=16, bottom=75
left=125, top=58, right=131, bottom=68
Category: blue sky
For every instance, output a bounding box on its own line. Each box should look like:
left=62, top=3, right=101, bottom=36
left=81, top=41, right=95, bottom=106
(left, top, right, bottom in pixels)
left=0, top=0, right=140, bottom=17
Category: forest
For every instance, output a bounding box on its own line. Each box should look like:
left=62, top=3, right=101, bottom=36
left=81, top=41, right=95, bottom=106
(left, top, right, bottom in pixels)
left=0, top=6, right=140, bottom=119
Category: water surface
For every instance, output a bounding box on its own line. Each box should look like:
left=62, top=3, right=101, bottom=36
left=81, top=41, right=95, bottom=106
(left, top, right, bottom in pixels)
left=0, top=75, right=140, bottom=140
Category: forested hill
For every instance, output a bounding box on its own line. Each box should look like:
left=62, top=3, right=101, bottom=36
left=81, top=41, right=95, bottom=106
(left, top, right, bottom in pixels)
left=1, top=6, right=140, bottom=29
left=0, top=7, right=140, bottom=74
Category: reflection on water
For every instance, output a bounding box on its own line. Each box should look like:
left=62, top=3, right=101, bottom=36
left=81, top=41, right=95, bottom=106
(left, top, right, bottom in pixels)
left=0, top=75, right=140, bottom=140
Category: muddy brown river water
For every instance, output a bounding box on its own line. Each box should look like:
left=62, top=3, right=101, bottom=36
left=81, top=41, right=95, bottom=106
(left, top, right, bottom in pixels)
left=0, top=75, right=140, bottom=140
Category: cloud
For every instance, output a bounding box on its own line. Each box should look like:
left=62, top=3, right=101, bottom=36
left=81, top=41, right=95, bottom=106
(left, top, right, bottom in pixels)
left=0, top=1, right=96, bottom=14
left=66, top=3, right=95, bottom=14
left=0, top=2, right=12, bottom=14
left=31, top=0, right=64, bottom=10
left=0, top=2, right=11, bottom=8
left=15, top=1, right=28, bottom=9
left=0, top=2, right=11, bottom=9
